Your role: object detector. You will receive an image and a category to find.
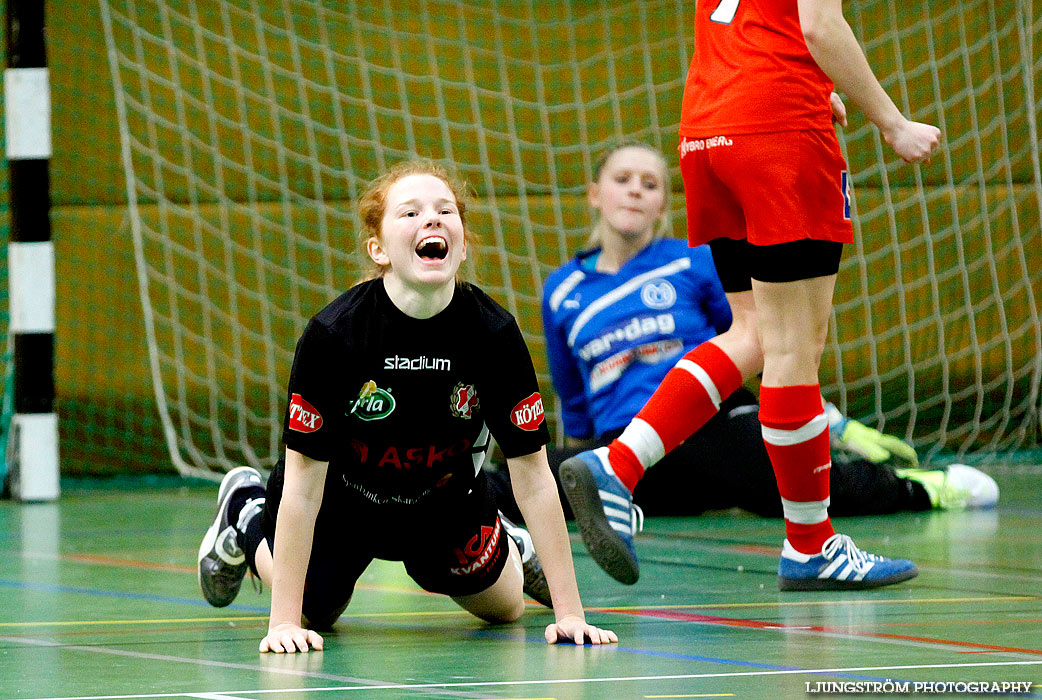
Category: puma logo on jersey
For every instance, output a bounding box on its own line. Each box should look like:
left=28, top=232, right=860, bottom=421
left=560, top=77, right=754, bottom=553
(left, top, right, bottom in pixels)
left=288, top=393, right=324, bottom=433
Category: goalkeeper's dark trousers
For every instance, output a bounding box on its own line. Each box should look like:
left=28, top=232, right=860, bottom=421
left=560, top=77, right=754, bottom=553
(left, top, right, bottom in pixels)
left=487, top=389, right=932, bottom=522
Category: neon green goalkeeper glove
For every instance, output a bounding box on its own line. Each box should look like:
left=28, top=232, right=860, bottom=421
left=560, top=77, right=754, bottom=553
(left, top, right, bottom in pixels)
left=824, top=402, right=919, bottom=467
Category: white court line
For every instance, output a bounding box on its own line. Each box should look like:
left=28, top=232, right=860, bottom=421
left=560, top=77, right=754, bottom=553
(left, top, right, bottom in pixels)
left=14, top=659, right=1042, bottom=700
left=1, top=636, right=374, bottom=684
left=1, top=637, right=489, bottom=700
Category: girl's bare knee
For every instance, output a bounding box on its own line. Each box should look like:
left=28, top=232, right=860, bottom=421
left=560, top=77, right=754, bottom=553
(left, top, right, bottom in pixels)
left=489, top=600, right=525, bottom=623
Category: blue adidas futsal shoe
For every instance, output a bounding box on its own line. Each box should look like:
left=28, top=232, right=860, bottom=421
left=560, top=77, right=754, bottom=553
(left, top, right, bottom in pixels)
left=559, top=447, right=643, bottom=585
left=778, top=533, right=918, bottom=591
left=198, top=466, right=265, bottom=607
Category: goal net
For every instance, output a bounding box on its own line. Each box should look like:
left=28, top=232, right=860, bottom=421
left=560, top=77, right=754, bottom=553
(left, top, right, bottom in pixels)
left=97, top=0, right=1041, bottom=479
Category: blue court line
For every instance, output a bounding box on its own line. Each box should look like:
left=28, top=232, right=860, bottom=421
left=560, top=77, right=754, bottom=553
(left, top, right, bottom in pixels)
left=0, top=579, right=270, bottom=613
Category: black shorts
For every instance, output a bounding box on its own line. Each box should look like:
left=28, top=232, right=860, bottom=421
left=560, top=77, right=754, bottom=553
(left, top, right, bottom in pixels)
left=260, top=461, right=510, bottom=626
left=709, top=237, right=844, bottom=293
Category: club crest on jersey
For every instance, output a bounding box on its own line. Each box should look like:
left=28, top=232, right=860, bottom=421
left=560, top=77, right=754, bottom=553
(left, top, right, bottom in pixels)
left=641, top=279, right=677, bottom=310
left=349, top=380, right=396, bottom=421
left=288, top=393, right=323, bottom=433
left=511, top=392, right=545, bottom=431
left=450, top=382, right=480, bottom=419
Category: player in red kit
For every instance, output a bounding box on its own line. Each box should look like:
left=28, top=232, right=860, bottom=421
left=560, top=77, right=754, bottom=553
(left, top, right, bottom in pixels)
left=560, top=0, right=941, bottom=589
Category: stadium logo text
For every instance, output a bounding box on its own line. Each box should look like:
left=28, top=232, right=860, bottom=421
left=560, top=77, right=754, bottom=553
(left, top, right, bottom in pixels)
left=384, top=355, right=451, bottom=371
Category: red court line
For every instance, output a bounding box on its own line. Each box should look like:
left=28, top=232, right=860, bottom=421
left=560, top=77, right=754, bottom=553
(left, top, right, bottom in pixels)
left=604, top=608, right=1042, bottom=656
left=874, top=618, right=1042, bottom=629
left=849, top=631, right=1042, bottom=655
left=64, top=554, right=194, bottom=573
left=608, top=609, right=784, bottom=630
left=728, top=544, right=779, bottom=556
left=60, top=554, right=446, bottom=597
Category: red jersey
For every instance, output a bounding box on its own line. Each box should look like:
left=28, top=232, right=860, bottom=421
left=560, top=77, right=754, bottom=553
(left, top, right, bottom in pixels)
left=680, top=0, right=835, bottom=136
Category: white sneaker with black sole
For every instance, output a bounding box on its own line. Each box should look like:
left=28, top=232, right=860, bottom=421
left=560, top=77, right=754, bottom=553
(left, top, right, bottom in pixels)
left=498, top=511, right=552, bottom=608
left=198, top=466, right=265, bottom=607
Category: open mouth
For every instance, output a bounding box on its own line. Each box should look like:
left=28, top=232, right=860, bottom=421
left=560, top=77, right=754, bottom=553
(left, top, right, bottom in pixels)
left=415, top=235, right=448, bottom=261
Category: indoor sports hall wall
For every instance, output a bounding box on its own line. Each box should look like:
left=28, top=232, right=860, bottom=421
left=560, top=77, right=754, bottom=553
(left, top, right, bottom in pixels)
left=2, top=1, right=1038, bottom=476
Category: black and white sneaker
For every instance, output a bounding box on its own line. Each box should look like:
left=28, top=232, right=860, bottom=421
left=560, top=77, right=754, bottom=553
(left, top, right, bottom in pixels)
left=499, top=511, right=552, bottom=608
left=198, top=466, right=265, bottom=607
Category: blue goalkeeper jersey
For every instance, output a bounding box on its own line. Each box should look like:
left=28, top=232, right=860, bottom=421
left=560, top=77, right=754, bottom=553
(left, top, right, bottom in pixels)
left=542, top=238, right=733, bottom=440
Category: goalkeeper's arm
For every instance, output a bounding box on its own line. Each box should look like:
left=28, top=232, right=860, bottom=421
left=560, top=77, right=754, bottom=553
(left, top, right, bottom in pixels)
left=823, top=401, right=919, bottom=467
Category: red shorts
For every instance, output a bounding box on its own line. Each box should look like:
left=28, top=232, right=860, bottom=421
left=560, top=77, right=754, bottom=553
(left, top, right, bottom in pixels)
left=678, top=130, right=854, bottom=247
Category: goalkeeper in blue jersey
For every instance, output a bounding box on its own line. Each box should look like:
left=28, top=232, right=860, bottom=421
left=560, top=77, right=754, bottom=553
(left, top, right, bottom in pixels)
left=489, top=141, right=996, bottom=522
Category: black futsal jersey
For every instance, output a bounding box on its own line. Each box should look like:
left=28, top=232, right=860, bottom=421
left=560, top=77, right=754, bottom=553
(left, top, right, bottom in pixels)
left=282, top=278, right=549, bottom=511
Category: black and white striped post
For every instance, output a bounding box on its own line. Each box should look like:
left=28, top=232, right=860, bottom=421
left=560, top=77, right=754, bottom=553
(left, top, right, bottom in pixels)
left=5, top=0, right=58, bottom=501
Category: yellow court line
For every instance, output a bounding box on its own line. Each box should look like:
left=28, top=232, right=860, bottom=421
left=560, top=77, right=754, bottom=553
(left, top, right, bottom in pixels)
left=5, top=595, right=1034, bottom=628
left=598, top=595, right=1038, bottom=611
left=641, top=691, right=733, bottom=695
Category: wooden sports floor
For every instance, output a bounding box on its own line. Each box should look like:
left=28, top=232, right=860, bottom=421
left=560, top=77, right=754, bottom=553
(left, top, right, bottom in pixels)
left=2, top=469, right=1041, bottom=700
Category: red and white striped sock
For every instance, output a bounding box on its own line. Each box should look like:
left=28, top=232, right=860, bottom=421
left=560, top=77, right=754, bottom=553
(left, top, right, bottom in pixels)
left=607, top=341, right=742, bottom=492
left=759, top=384, right=834, bottom=555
